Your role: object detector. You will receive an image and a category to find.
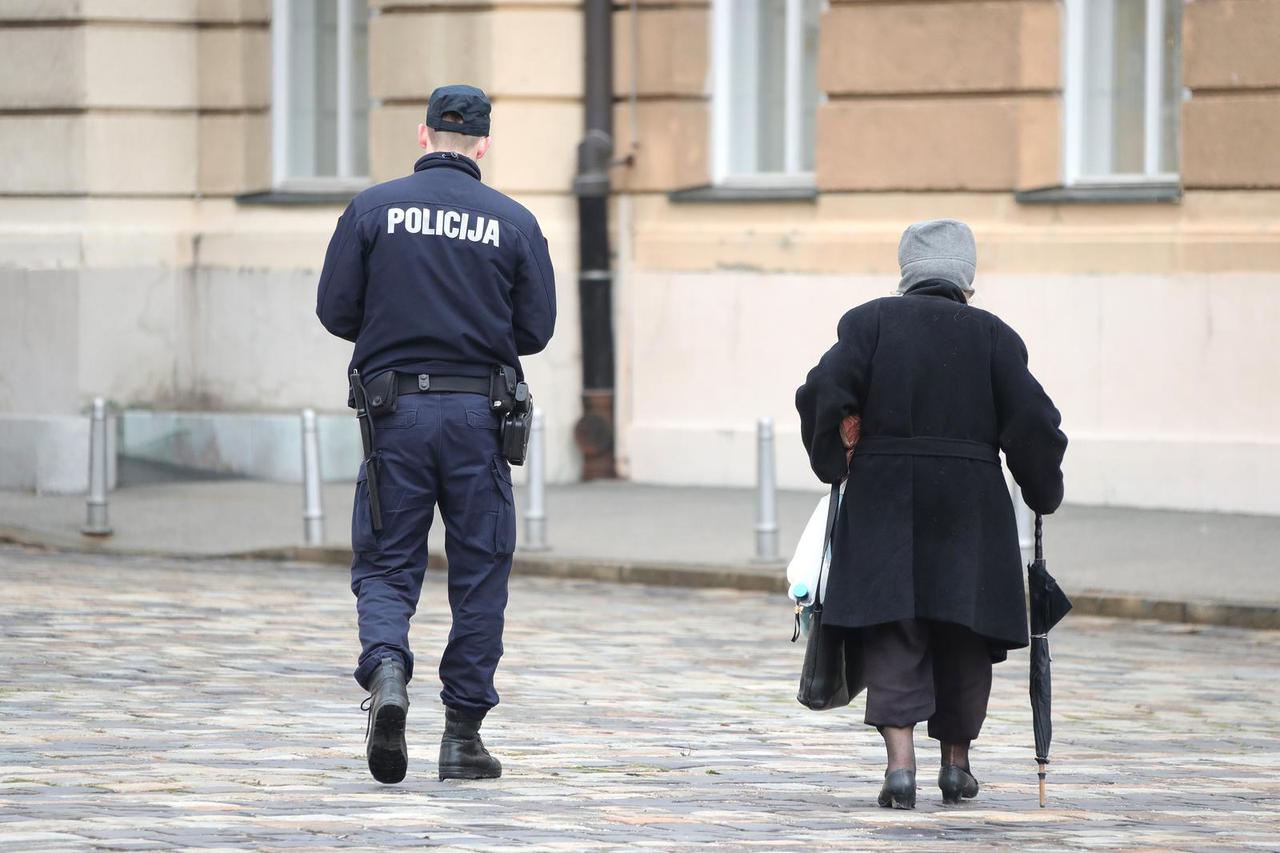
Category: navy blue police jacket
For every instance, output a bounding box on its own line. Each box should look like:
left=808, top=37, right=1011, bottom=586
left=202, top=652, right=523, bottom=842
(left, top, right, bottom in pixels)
left=316, top=152, right=556, bottom=382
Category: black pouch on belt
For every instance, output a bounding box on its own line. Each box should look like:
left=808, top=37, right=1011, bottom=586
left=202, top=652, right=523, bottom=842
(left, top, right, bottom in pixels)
left=363, top=370, right=398, bottom=415
left=500, top=381, right=533, bottom=465
left=489, top=365, right=517, bottom=415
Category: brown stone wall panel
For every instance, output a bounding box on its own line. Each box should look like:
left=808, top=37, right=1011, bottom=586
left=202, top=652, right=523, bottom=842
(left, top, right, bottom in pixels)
left=369, top=105, right=425, bottom=184
left=1017, top=94, right=1061, bottom=189
left=490, top=8, right=581, bottom=98
left=482, top=99, right=581, bottom=193
left=0, top=0, right=266, bottom=22
left=0, top=116, right=86, bottom=193
left=0, top=0, right=82, bottom=20
left=84, top=25, right=198, bottom=108
left=0, top=27, right=86, bottom=108
left=373, top=8, right=579, bottom=100
left=369, top=11, right=491, bottom=102
left=369, top=0, right=580, bottom=8
left=1183, top=94, right=1280, bottom=188
left=195, top=0, right=269, bottom=23
left=85, top=113, right=198, bottom=195
left=198, top=27, right=270, bottom=110
left=83, top=0, right=265, bottom=21
left=198, top=113, right=270, bottom=195
left=81, top=0, right=197, bottom=20
left=1184, top=0, right=1280, bottom=90
left=820, top=1, right=1059, bottom=95
left=612, top=100, right=709, bottom=192
left=614, top=7, right=708, bottom=98
left=816, top=98, right=1028, bottom=191
left=825, top=0, right=1042, bottom=3
left=371, top=97, right=581, bottom=190
left=0, top=1, right=187, bottom=21
left=1018, top=0, right=1061, bottom=90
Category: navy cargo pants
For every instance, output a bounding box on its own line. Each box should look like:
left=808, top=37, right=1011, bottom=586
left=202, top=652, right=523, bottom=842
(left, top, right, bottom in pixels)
left=350, top=391, right=516, bottom=718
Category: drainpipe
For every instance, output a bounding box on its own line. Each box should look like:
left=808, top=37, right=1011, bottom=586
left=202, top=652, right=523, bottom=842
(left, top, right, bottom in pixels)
left=572, top=0, right=617, bottom=480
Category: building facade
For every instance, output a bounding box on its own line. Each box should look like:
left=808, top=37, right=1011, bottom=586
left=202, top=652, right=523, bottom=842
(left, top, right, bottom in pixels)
left=1, top=0, right=1277, bottom=515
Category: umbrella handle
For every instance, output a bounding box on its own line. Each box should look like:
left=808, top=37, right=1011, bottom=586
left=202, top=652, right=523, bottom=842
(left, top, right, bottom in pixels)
left=1038, top=760, right=1047, bottom=808
left=1034, top=513, right=1043, bottom=562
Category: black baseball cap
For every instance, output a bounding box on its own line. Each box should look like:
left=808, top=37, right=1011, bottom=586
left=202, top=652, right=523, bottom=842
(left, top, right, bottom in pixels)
left=426, top=84, right=491, bottom=137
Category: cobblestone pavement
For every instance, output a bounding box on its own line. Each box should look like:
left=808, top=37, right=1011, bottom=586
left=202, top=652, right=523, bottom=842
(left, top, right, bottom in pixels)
left=1, top=546, right=1277, bottom=851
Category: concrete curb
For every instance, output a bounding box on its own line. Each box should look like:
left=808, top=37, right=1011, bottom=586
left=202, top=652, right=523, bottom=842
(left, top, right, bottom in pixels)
left=3, top=527, right=1277, bottom=631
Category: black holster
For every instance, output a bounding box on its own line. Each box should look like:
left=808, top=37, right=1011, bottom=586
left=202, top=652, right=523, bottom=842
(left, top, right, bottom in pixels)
left=349, top=369, right=383, bottom=532
left=490, top=365, right=533, bottom=465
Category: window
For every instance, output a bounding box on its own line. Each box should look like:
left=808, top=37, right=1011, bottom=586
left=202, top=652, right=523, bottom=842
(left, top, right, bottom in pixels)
left=1064, top=0, right=1182, bottom=184
left=711, top=0, right=821, bottom=187
left=271, top=0, right=370, bottom=189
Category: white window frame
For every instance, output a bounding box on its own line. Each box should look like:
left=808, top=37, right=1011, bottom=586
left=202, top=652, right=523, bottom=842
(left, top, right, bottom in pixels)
left=710, top=0, right=817, bottom=188
left=1063, top=0, right=1179, bottom=186
left=271, top=0, right=369, bottom=191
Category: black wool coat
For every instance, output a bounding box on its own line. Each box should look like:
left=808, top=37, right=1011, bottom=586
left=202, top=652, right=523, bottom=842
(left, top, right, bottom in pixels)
left=795, top=281, right=1067, bottom=654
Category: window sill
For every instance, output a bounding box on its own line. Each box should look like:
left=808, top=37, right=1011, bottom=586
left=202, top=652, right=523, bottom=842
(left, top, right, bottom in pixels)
left=236, top=188, right=368, bottom=206
left=668, top=184, right=819, bottom=204
left=1015, top=183, right=1182, bottom=205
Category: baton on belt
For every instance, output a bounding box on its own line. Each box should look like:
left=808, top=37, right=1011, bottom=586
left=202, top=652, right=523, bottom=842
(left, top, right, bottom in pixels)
left=349, top=368, right=383, bottom=532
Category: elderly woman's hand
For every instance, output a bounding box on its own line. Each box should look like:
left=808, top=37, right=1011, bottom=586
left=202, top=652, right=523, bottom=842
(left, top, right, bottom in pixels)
left=841, top=414, right=861, bottom=464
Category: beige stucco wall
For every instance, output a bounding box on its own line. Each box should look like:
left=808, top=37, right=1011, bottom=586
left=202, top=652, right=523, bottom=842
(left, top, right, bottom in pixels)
left=620, top=267, right=1280, bottom=515
left=612, top=193, right=1280, bottom=514
left=0, top=1, right=584, bottom=490
left=2, top=0, right=1279, bottom=513
left=608, top=0, right=1280, bottom=514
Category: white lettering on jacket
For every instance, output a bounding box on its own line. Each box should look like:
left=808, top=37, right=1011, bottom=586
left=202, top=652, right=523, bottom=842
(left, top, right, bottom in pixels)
left=386, top=207, right=500, bottom=247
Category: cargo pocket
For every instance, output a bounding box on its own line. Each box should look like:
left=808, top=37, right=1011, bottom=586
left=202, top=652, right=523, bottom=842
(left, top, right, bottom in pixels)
left=467, top=409, right=500, bottom=431
left=351, top=458, right=379, bottom=554
left=375, top=410, right=417, bottom=430
left=490, top=457, right=516, bottom=555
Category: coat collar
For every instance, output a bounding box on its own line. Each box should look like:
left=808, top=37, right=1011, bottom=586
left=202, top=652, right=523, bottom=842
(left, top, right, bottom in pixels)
left=413, top=152, right=482, bottom=181
left=903, top=279, right=969, bottom=305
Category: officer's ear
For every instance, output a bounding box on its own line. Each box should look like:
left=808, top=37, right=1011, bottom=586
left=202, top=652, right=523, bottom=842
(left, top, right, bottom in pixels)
left=473, top=136, right=492, bottom=161
left=418, top=123, right=431, bottom=151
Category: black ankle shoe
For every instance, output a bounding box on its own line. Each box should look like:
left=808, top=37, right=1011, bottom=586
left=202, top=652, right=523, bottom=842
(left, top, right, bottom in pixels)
left=877, top=768, right=917, bottom=809
left=439, top=708, right=502, bottom=781
left=938, top=764, right=980, bottom=804
left=362, top=658, right=409, bottom=785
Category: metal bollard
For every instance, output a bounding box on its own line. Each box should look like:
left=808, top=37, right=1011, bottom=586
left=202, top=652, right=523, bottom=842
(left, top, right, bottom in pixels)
left=300, top=408, right=325, bottom=547
left=1012, top=483, right=1034, bottom=567
left=82, top=397, right=112, bottom=537
left=754, top=417, right=780, bottom=562
left=523, top=407, right=549, bottom=551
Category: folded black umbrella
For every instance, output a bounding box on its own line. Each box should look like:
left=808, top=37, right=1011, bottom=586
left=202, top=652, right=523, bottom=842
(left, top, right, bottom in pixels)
left=1029, top=514, right=1071, bottom=807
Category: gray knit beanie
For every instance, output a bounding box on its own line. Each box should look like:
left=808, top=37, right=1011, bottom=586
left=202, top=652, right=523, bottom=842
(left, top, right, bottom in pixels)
left=896, top=219, right=977, bottom=295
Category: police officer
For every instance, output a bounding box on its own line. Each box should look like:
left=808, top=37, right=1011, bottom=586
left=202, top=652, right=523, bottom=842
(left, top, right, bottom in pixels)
left=316, top=84, right=556, bottom=785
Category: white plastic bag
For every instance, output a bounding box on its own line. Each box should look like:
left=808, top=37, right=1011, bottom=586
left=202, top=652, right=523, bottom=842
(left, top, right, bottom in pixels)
left=786, top=483, right=844, bottom=606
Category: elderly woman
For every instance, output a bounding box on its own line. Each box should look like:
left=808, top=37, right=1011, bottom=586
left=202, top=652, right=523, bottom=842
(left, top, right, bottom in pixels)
left=795, top=219, right=1067, bottom=809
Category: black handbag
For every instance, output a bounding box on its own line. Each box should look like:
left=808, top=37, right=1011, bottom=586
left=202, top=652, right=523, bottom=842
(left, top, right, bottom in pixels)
left=796, top=482, right=866, bottom=710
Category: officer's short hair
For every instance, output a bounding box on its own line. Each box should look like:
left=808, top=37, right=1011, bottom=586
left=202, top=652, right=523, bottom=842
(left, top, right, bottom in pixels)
left=427, top=111, right=484, bottom=154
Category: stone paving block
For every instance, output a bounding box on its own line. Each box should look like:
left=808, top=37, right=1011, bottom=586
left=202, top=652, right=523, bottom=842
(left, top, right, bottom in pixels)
left=0, top=545, right=1277, bottom=849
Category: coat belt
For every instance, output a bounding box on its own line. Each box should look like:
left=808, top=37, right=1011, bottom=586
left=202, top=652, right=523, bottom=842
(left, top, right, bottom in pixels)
left=855, top=436, right=999, bottom=464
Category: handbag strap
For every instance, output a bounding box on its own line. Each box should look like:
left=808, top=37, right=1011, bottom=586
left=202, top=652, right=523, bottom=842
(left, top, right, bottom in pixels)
left=815, top=482, right=842, bottom=608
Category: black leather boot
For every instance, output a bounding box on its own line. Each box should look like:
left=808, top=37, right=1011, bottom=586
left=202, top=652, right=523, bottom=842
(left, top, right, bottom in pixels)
left=362, top=658, right=409, bottom=784
left=438, top=708, right=502, bottom=781
left=877, top=768, right=917, bottom=809
left=938, top=764, right=980, bottom=804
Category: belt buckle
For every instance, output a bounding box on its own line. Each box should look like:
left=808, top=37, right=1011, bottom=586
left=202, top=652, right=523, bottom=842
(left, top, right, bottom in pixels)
left=418, top=374, right=430, bottom=391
